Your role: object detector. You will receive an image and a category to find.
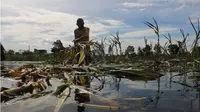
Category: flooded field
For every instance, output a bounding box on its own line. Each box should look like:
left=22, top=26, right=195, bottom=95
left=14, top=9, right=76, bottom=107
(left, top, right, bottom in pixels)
left=1, top=61, right=200, bottom=112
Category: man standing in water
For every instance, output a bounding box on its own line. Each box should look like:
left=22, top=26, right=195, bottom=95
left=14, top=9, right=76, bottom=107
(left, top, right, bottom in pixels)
left=74, top=18, right=91, bottom=65
left=74, top=18, right=91, bottom=112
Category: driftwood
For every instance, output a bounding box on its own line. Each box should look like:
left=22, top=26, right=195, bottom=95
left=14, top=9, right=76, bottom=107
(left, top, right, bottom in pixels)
left=52, top=83, right=70, bottom=96
left=14, top=90, right=53, bottom=102
left=1, top=84, right=34, bottom=102
left=0, top=79, right=49, bottom=103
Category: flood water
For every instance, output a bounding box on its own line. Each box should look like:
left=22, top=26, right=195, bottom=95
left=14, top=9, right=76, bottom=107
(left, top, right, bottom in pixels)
left=1, top=61, right=200, bottom=112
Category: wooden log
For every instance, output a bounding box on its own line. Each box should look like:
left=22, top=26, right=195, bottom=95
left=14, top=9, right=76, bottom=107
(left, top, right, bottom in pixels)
left=0, top=84, right=34, bottom=102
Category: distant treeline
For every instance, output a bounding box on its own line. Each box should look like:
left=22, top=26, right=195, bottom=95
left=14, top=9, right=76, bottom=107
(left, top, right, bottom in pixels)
left=4, top=50, right=53, bottom=61
left=4, top=39, right=200, bottom=62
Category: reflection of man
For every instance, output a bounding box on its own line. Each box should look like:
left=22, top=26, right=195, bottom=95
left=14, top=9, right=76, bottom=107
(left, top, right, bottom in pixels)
left=74, top=75, right=90, bottom=112
left=74, top=18, right=91, bottom=65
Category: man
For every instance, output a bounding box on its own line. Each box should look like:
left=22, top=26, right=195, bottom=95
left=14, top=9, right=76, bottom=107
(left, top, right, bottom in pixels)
left=74, top=18, right=91, bottom=65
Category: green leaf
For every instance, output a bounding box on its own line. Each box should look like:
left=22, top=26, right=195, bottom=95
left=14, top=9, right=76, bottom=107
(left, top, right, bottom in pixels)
left=143, top=21, right=155, bottom=30
left=180, top=29, right=185, bottom=38
left=92, top=44, right=95, bottom=49
left=78, top=50, right=85, bottom=65
left=75, top=52, right=80, bottom=58
left=78, top=76, right=86, bottom=85
left=153, top=18, right=159, bottom=32
left=189, top=17, right=198, bottom=36
left=54, top=87, right=70, bottom=112
left=110, top=33, right=117, bottom=40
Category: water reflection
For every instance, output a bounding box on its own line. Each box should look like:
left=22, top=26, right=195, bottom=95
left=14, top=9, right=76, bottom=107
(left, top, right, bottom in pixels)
left=1, top=62, right=200, bottom=112
left=74, top=75, right=90, bottom=112
left=99, top=71, right=199, bottom=111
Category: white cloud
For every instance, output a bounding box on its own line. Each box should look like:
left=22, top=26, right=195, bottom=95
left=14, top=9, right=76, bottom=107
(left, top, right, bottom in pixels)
left=122, top=2, right=153, bottom=8
left=1, top=0, right=199, bottom=54
left=173, top=0, right=200, bottom=4
left=190, top=19, right=199, bottom=24
left=139, top=8, right=146, bottom=11
left=120, top=27, right=178, bottom=38
left=104, top=20, right=125, bottom=26
left=112, top=8, right=131, bottom=13
left=174, top=3, right=187, bottom=11
left=189, top=12, right=200, bottom=23
left=171, top=0, right=200, bottom=11
left=1, top=4, right=130, bottom=52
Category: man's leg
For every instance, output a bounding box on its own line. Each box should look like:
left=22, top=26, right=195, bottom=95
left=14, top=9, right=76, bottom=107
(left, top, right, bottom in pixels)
left=76, top=45, right=85, bottom=66
left=85, top=45, right=91, bottom=65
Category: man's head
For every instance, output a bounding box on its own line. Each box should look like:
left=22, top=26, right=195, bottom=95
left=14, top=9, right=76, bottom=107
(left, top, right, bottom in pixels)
left=76, top=18, right=84, bottom=28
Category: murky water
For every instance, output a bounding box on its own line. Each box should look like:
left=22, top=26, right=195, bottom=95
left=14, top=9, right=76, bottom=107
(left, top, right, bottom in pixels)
left=2, top=61, right=44, bottom=69
left=1, top=61, right=200, bottom=112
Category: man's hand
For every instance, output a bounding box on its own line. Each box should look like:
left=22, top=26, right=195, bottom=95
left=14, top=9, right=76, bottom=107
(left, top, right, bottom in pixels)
left=73, top=36, right=83, bottom=42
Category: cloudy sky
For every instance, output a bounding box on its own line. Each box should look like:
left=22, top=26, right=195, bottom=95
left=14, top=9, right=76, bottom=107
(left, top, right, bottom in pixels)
left=1, top=0, right=200, bottom=52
